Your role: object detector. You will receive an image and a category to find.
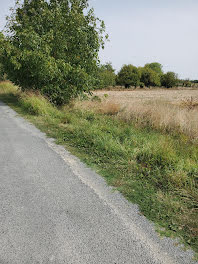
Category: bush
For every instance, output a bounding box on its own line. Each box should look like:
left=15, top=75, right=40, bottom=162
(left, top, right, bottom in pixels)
left=19, top=93, right=62, bottom=118
left=140, top=67, right=161, bottom=87
left=96, top=63, right=116, bottom=89
left=91, top=95, right=102, bottom=102
left=161, top=72, right=178, bottom=88
left=139, top=82, right=145, bottom=88
left=182, top=80, right=192, bottom=87
left=116, top=64, right=141, bottom=88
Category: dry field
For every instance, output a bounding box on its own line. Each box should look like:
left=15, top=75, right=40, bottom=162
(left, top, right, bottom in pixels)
left=94, top=88, right=198, bottom=105
left=76, top=88, right=198, bottom=140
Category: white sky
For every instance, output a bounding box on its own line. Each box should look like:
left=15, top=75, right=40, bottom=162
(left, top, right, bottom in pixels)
left=1, top=0, right=198, bottom=79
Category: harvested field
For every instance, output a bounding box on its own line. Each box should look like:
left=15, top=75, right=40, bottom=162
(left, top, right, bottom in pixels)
left=94, top=88, right=198, bottom=105
left=76, top=88, right=198, bottom=140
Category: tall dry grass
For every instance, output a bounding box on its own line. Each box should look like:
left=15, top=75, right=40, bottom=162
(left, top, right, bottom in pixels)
left=75, top=95, right=198, bottom=140
left=118, top=99, right=198, bottom=140
left=76, top=100, right=121, bottom=116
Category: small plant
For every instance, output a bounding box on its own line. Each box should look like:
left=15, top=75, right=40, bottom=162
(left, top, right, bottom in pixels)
left=181, top=97, right=198, bottom=110
left=91, top=95, right=102, bottom=102
left=139, top=82, right=145, bottom=88
left=98, top=102, right=120, bottom=115
left=79, top=93, right=89, bottom=101
left=19, top=93, right=62, bottom=118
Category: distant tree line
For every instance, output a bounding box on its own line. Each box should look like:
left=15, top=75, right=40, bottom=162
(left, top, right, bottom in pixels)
left=95, top=62, right=183, bottom=89
left=191, top=80, right=198, bottom=84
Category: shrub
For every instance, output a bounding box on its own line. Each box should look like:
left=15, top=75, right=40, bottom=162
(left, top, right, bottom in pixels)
left=91, top=95, right=102, bottom=102
left=140, top=67, right=161, bottom=87
left=182, top=80, right=192, bottom=87
left=161, top=72, right=178, bottom=88
left=139, top=82, right=145, bottom=88
left=96, top=63, right=116, bottom=89
left=116, top=64, right=141, bottom=88
left=19, top=93, right=62, bottom=118
left=98, top=102, right=120, bottom=115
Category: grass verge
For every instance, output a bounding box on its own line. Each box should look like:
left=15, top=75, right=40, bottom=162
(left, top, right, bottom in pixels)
left=0, top=81, right=198, bottom=257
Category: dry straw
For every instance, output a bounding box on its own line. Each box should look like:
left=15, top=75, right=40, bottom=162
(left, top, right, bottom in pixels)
left=76, top=89, right=198, bottom=140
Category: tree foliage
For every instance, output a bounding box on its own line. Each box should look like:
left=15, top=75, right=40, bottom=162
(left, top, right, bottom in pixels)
left=182, top=79, right=192, bottom=87
left=161, top=72, right=178, bottom=88
left=96, top=62, right=116, bottom=89
left=0, top=63, right=6, bottom=81
left=140, top=67, right=161, bottom=87
left=116, top=64, right=140, bottom=88
left=1, top=0, right=107, bottom=104
left=0, top=33, right=5, bottom=81
left=144, top=62, right=163, bottom=75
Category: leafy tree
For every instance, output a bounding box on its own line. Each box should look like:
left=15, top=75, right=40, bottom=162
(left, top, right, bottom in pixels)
left=0, top=63, right=5, bottom=81
left=161, top=72, right=178, bottom=88
left=96, top=62, right=116, bottom=89
left=0, top=33, right=6, bottom=81
left=101, top=62, right=115, bottom=73
left=140, top=67, right=161, bottom=87
left=183, top=79, right=192, bottom=87
left=1, top=0, right=107, bottom=105
left=144, top=62, right=163, bottom=75
left=116, top=64, right=141, bottom=88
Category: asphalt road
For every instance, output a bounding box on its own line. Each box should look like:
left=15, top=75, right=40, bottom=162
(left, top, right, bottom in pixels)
left=0, top=101, right=196, bottom=264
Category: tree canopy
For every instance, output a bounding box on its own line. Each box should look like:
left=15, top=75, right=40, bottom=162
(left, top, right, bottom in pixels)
left=161, top=72, right=178, bottom=88
left=1, top=0, right=107, bottom=104
left=140, top=67, right=161, bottom=87
left=116, top=64, right=141, bottom=88
left=96, top=62, right=116, bottom=89
left=144, top=62, right=163, bottom=75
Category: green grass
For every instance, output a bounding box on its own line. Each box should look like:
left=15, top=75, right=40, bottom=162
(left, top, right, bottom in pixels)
left=0, top=81, right=198, bottom=257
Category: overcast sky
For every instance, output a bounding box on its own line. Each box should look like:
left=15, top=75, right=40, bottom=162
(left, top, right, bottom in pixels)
left=1, top=0, right=198, bottom=79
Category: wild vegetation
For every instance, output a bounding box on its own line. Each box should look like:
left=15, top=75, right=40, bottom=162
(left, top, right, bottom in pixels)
left=94, top=62, right=196, bottom=90
left=0, top=0, right=107, bottom=105
left=0, top=82, right=197, bottom=257
left=116, top=64, right=141, bottom=88
left=0, top=0, right=198, bottom=258
left=89, top=89, right=198, bottom=140
left=95, top=62, right=116, bottom=89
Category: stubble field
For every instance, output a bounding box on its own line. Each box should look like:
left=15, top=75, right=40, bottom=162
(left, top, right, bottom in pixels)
left=77, top=88, right=198, bottom=140
left=94, top=88, right=198, bottom=104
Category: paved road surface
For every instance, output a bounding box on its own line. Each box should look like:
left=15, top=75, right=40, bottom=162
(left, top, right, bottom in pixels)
left=0, top=101, right=196, bottom=264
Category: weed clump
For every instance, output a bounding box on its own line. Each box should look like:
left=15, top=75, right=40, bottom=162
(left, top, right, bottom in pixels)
left=180, top=97, right=198, bottom=110
left=91, top=95, right=102, bottom=102
left=19, top=93, right=62, bottom=119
